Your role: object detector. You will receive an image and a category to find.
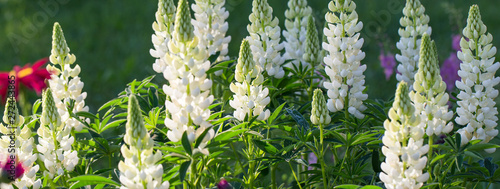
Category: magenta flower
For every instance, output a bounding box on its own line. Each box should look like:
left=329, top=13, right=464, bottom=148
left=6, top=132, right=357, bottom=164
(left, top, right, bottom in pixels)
left=440, top=52, right=461, bottom=91
left=0, top=156, right=25, bottom=183
left=217, top=178, right=232, bottom=189
left=379, top=52, right=397, bottom=80
left=452, top=34, right=461, bottom=51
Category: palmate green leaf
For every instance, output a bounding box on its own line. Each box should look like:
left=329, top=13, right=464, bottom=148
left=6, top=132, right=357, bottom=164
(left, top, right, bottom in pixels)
left=286, top=108, right=309, bottom=134
left=68, top=175, right=120, bottom=189
left=253, top=140, right=278, bottom=155
left=101, top=119, right=126, bottom=132
left=75, top=111, right=99, bottom=120
left=268, top=102, right=286, bottom=125
left=466, top=143, right=500, bottom=152
left=206, top=60, right=235, bottom=74
left=32, top=99, right=42, bottom=114
left=98, top=97, right=122, bottom=112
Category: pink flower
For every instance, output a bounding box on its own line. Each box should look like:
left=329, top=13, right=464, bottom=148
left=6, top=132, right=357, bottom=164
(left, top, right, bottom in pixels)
left=0, top=156, right=25, bottom=183
left=379, top=52, right=397, bottom=80
left=0, top=58, right=51, bottom=103
left=308, top=152, right=317, bottom=170
left=217, top=178, right=231, bottom=189
left=452, top=34, right=461, bottom=51
left=440, top=52, right=461, bottom=91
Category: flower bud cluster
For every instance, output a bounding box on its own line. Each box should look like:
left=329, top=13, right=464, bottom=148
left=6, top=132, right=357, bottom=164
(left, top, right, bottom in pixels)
left=282, top=0, right=313, bottom=71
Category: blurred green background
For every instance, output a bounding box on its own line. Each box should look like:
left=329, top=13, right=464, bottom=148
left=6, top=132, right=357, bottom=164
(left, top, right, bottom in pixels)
left=1, top=0, right=499, bottom=110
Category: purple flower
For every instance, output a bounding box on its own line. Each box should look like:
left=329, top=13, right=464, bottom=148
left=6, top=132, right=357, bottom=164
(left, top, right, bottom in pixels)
left=217, top=178, right=232, bottom=189
left=379, top=52, right=397, bottom=80
left=440, top=52, right=461, bottom=91
left=308, top=152, right=317, bottom=170
left=452, top=34, right=461, bottom=51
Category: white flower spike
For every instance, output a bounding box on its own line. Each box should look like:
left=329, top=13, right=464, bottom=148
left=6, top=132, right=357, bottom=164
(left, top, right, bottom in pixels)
left=283, top=0, right=313, bottom=71
left=380, top=81, right=429, bottom=189
left=410, top=33, right=454, bottom=136
left=395, top=0, right=432, bottom=90
left=455, top=5, right=500, bottom=153
left=247, top=0, right=285, bottom=78
left=322, top=0, right=368, bottom=119
left=118, top=95, right=170, bottom=189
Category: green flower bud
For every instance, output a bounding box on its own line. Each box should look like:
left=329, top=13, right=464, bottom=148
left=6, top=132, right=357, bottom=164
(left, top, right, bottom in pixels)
left=311, top=89, right=331, bottom=125
left=125, top=95, right=148, bottom=147
left=394, top=81, right=413, bottom=116
left=174, top=0, right=194, bottom=43
left=303, top=15, right=319, bottom=65
left=154, top=0, right=176, bottom=33
left=41, top=88, right=61, bottom=128
left=464, top=5, right=486, bottom=40
left=50, top=22, right=76, bottom=67
left=236, top=39, right=259, bottom=83
left=2, top=98, right=22, bottom=126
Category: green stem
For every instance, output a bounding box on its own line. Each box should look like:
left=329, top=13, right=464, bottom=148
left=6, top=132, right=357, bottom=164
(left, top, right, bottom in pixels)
left=319, top=123, right=328, bottom=188
left=428, top=135, right=434, bottom=182
left=191, top=159, right=196, bottom=188
left=271, top=163, right=277, bottom=189
left=288, top=161, right=304, bottom=189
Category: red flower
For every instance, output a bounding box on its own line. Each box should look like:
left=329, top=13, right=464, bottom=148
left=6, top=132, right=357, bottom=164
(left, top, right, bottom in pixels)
left=0, top=59, right=51, bottom=103
left=0, top=155, right=25, bottom=183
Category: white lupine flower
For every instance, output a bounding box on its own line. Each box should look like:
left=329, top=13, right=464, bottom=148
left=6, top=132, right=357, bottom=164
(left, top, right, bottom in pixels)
left=230, top=39, right=271, bottom=121
left=410, top=34, right=453, bottom=136
left=151, top=0, right=176, bottom=74
left=283, top=0, right=312, bottom=71
left=247, top=0, right=285, bottom=78
left=0, top=99, right=40, bottom=189
left=163, top=0, right=214, bottom=155
left=192, top=0, right=231, bottom=63
left=310, top=89, right=331, bottom=125
left=380, top=81, right=429, bottom=189
left=395, top=0, right=432, bottom=90
left=322, top=0, right=368, bottom=119
left=455, top=5, right=500, bottom=153
left=37, top=88, right=78, bottom=179
left=47, top=22, right=89, bottom=132
left=118, top=95, right=169, bottom=189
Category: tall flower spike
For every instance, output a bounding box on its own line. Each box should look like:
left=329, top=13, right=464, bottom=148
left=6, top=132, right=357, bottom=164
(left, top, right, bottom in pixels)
left=192, top=0, right=232, bottom=63
left=410, top=34, right=453, bottom=136
left=380, top=81, right=429, bottom=189
left=37, top=88, right=78, bottom=179
left=163, top=0, right=214, bottom=155
left=247, top=0, right=285, bottom=78
left=303, top=15, right=320, bottom=66
left=311, top=89, right=331, bottom=125
left=47, top=22, right=89, bottom=133
left=455, top=5, right=500, bottom=153
left=118, top=95, right=169, bottom=189
left=151, top=0, right=176, bottom=74
left=0, top=99, right=40, bottom=189
left=283, top=0, right=313, bottom=71
left=230, top=39, right=271, bottom=121
left=323, top=0, right=368, bottom=119
left=395, top=0, right=432, bottom=90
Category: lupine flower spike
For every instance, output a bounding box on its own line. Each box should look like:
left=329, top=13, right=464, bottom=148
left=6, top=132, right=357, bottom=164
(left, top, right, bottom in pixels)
left=163, top=0, right=214, bottom=155
left=395, top=0, right=432, bottom=90
left=230, top=39, right=271, bottom=121
left=283, top=0, right=313, bottom=71
left=37, top=88, right=78, bottom=179
left=47, top=22, right=89, bottom=132
left=192, top=0, right=232, bottom=64
left=323, top=0, right=368, bottom=119
left=410, top=33, right=453, bottom=137
left=0, top=98, right=40, bottom=189
left=247, top=0, right=285, bottom=78
left=380, top=81, right=429, bottom=189
left=118, top=95, right=169, bottom=189
left=151, top=0, right=176, bottom=74
left=455, top=5, right=500, bottom=153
